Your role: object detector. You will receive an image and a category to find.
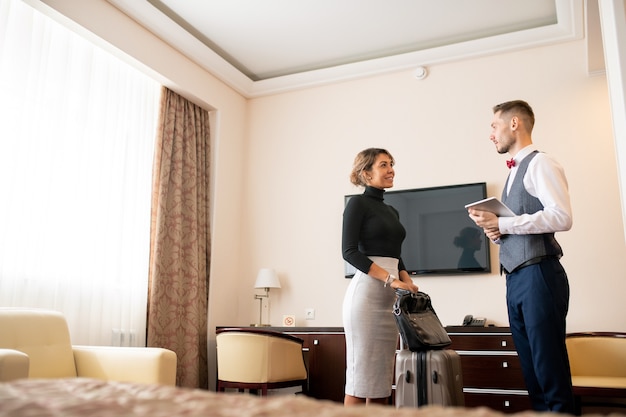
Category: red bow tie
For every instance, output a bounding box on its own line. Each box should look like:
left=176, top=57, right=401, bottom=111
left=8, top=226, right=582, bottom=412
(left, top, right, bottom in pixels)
left=506, top=158, right=516, bottom=169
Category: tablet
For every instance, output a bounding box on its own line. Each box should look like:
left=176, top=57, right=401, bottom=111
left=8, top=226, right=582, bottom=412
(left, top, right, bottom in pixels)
left=464, top=197, right=515, bottom=217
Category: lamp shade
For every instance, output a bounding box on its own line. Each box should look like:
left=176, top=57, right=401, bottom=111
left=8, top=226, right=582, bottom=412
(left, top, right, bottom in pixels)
left=254, top=268, right=281, bottom=289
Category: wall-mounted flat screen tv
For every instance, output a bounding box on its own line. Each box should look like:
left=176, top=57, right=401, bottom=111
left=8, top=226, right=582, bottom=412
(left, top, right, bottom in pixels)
left=344, top=182, right=490, bottom=277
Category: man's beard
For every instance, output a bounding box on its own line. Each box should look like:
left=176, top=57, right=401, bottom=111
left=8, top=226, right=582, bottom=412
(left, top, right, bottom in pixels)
left=496, top=142, right=510, bottom=154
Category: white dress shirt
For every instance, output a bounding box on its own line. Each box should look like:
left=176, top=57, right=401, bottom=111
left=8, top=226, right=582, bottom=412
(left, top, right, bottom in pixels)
left=500, top=145, right=573, bottom=235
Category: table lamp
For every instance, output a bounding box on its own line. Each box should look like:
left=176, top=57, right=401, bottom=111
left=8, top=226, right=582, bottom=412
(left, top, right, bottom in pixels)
left=253, top=268, right=281, bottom=327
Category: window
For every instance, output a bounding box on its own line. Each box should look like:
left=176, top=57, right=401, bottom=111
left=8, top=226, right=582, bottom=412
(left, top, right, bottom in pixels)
left=0, top=0, right=161, bottom=346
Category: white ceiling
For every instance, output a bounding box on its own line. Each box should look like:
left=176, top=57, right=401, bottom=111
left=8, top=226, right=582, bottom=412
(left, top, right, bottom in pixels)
left=106, top=0, right=585, bottom=97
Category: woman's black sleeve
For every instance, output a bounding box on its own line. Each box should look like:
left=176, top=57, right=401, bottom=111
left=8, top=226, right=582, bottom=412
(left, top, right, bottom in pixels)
left=342, top=197, right=373, bottom=274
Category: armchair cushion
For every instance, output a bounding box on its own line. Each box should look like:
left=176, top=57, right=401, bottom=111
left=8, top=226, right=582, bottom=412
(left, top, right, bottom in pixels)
left=73, top=346, right=177, bottom=385
left=566, top=332, right=626, bottom=414
left=0, top=349, right=29, bottom=382
left=567, top=333, right=626, bottom=380
left=0, top=308, right=76, bottom=379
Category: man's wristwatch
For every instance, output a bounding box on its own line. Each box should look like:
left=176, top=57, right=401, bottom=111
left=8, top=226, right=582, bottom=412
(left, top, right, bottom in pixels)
left=384, top=274, right=397, bottom=287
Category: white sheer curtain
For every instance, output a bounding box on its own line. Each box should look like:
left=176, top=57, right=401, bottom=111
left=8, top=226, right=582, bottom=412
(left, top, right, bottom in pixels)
left=0, top=0, right=160, bottom=346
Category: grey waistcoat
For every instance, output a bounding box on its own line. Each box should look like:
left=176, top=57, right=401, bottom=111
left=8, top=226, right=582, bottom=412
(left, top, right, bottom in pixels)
left=500, top=151, right=562, bottom=273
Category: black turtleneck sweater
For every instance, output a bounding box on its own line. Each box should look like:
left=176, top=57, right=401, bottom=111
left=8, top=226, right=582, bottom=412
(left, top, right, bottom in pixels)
left=342, top=186, right=407, bottom=274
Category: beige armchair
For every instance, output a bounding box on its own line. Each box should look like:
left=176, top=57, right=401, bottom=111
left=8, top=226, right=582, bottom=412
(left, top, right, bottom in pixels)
left=216, top=327, right=308, bottom=396
left=0, top=308, right=177, bottom=385
left=566, top=332, right=626, bottom=414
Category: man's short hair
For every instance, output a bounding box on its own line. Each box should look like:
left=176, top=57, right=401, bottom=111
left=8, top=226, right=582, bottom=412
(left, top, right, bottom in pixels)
left=493, top=100, right=535, bottom=131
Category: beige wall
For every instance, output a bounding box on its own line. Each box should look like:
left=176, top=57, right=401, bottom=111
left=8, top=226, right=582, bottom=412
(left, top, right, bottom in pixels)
left=37, top=0, right=626, bottom=389
left=243, top=39, right=626, bottom=333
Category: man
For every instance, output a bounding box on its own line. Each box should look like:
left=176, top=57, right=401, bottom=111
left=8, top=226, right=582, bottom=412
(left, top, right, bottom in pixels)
left=468, top=100, right=574, bottom=413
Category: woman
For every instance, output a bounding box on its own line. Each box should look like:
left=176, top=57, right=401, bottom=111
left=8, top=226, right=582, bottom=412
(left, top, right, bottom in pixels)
left=342, top=148, right=419, bottom=406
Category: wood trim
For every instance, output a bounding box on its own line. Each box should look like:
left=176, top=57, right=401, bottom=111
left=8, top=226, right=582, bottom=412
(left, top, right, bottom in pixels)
left=217, top=379, right=308, bottom=396
left=573, top=386, right=626, bottom=397
left=216, top=327, right=304, bottom=344
left=567, top=332, right=626, bottom=339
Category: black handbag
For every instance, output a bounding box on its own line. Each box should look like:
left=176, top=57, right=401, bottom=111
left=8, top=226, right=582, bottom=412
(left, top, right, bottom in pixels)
left=392, top=289, right=451, bottom=351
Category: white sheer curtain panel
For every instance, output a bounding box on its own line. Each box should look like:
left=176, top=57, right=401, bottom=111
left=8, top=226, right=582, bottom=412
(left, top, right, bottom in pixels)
left=0, top=0, right=160, bottom=346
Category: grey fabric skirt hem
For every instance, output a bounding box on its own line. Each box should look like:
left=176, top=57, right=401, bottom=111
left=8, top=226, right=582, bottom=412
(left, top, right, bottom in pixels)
left=342, top=256, right=399, bottom=398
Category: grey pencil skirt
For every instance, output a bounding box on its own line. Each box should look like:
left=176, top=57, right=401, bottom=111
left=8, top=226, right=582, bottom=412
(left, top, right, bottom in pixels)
left=342, top=256, right=399, bottom=398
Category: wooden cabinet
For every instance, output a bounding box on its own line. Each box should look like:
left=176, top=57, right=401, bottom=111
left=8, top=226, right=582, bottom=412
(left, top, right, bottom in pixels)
left=285, top=329, right=346, bottom=403
left=445, top=326, right=532, bottom=413
left=216, top=325, right=533, bottom=410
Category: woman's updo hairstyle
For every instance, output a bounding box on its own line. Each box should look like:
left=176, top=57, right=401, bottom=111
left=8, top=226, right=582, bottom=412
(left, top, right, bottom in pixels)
left=349, top=148, right=394, bottom=187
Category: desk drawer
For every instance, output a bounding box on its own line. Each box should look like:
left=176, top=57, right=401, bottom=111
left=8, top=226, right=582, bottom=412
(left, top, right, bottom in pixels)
left=464, top=390, right=531, bottom=413
left=459, top=354, right=526, bottom=390
left=449, top=334, right=516, bottom=351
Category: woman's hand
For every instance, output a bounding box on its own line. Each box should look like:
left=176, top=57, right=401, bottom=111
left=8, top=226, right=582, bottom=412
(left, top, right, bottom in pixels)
left=368, top=264, right=419, bottom=293
left=396, top=280, right=419, bottom=293
left=393, top=271, right=419, bottom=293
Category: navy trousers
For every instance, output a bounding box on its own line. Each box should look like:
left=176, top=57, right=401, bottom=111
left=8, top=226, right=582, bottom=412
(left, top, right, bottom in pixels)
left=505, top=258, right=574, bottom=414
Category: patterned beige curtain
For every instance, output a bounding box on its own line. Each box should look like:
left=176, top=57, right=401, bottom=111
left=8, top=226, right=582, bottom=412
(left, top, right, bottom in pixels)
left=147, top=87, right=211, bottom=388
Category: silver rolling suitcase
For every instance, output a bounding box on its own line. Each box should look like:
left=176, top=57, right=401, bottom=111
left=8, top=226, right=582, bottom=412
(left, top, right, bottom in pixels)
left=395, top=348, right=464, bottom=408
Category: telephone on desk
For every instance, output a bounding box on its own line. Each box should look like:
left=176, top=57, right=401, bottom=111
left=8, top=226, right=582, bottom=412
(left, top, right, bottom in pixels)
left=462, top=314, right=487, bottom=327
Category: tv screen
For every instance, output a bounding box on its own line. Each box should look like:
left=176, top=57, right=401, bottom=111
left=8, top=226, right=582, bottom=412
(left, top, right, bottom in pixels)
left=344, top=182, right=490, bottom=277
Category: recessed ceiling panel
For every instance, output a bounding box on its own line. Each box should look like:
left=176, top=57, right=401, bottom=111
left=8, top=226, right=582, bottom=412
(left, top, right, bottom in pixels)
left=148, top=0, right=557, bottom=80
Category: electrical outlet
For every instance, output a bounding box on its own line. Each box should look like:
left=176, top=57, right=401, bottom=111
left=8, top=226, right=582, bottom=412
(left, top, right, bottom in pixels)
left=305, top=308, right=315, bottom=320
